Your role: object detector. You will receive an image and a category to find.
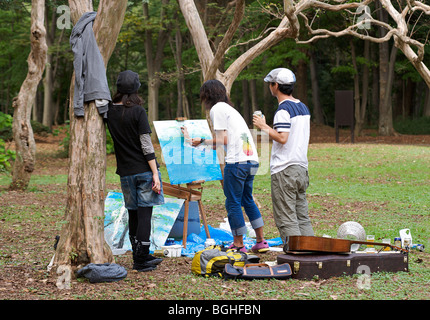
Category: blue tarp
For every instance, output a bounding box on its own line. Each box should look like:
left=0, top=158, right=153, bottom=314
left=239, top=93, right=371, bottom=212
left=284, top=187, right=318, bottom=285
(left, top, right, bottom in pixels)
left=179, top=225, right=283, bottom=257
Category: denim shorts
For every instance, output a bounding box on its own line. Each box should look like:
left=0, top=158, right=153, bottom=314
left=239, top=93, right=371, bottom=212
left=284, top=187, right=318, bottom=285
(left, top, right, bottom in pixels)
left=120, top=171, right=165, bottom=210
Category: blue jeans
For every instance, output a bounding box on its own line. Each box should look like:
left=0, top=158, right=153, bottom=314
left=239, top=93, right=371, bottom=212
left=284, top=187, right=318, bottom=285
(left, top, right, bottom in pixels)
left=120, top=171, right=164, bottom=210
left=223, top=161, right=263, bottom=236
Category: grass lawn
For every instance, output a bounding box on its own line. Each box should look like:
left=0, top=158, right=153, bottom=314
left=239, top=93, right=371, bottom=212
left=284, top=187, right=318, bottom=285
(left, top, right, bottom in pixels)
left=0, top=141, right=429, bottom=303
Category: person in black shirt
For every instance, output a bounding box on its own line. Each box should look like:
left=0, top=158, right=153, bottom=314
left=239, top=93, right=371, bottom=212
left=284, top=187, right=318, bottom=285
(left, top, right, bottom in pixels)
left=106, top=70, right=164, bottom=272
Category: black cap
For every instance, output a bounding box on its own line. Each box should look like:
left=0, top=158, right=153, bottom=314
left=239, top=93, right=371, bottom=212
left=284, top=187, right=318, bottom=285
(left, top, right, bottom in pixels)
left=116, top=70, right=141, bottom=94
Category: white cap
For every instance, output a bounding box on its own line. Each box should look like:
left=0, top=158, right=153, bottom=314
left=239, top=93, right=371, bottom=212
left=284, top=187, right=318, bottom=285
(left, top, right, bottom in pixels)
left=264, top=68, right=296, bottom=85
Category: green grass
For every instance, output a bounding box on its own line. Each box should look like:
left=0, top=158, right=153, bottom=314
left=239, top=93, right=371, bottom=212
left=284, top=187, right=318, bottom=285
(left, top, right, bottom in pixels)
left=306, top=144, right=430, bottom=244
left=0, top=142, right=429, bottom=301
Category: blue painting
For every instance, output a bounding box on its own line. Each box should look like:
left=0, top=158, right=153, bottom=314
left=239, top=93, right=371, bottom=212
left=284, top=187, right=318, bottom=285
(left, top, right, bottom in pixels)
left=104, top=192, right=185, bottom=254
left=154, top=120, right=223, bottom=185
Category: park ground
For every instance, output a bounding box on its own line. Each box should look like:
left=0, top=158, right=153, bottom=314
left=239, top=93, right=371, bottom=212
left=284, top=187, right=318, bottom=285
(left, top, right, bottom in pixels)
left=0, top=123, right=429, bottom=303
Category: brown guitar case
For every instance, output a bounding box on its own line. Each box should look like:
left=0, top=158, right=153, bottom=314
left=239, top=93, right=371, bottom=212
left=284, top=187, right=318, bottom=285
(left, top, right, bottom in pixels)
left=276, top=251, right=409, bottom=280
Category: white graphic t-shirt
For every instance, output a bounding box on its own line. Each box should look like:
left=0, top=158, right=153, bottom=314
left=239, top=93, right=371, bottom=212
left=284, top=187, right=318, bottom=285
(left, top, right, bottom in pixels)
left=210, top=102, right=258, bottom=164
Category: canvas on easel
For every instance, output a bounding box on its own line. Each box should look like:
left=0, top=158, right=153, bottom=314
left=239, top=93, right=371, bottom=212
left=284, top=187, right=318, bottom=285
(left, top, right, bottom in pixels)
left=153, top=119, right=223, bottom=185
left=154, top=119, right=223, bottom=247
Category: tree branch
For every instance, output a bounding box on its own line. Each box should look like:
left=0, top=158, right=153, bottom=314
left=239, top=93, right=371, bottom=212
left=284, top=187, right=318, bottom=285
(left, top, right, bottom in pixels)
left=206, top=0, right=245, bottom=80
left=296, top=0, right=430, bottom=87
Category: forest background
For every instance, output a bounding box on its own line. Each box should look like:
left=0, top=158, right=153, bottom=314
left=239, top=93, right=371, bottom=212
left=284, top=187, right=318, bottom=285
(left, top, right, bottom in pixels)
left=1, top=0, right=429, bottom=148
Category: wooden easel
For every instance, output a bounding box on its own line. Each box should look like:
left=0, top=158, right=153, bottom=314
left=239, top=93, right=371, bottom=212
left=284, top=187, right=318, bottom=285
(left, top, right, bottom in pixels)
left=162, top=180, right=211, bottom=248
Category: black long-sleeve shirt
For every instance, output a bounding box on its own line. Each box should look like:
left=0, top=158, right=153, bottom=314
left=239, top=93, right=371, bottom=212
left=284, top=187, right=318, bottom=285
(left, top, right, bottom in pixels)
left=106, top=104, right=158, bottom=177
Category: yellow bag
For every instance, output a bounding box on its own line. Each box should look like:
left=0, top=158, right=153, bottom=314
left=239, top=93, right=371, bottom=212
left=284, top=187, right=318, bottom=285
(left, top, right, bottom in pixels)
left=191, top=245, right=260, bottom=277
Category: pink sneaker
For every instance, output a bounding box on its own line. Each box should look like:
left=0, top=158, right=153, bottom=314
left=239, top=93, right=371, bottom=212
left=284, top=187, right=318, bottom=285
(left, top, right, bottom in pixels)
left=251, top=240, right=270, bottom=253
left=228, top=244, right=247, bottom=253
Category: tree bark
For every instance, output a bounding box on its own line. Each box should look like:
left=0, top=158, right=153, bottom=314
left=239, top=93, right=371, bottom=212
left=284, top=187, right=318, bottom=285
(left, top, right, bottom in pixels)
left=170, top=23, right=190, bottom=119
left=295, top=50, right=308, bottom=106
left=42, top=7, right=56, bottom=129
left=377, top=2, right=397, bottom=136
left=143, top=0, right=170, bottom=122
left=242, top=79, right=250, bottom=124
left=309, top=51, right=323, bottom=124
left=351, top=39, right=369, bottom=137
left=53, top=0, right=127, bottom=285
left=10, top=0, right=48, bottom=191
left=424, top=86, right=430, bottom=117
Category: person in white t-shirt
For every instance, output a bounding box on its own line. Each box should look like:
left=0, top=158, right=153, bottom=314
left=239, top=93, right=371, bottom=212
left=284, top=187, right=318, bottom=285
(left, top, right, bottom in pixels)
left=253, top=68, right=314, bottom=244
left=183, top=79, right=269, bottom=253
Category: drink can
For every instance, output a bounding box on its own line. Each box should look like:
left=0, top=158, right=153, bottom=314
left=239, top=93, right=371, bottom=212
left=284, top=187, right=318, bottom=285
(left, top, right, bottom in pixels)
left=153, top=250, right=164, bottom=257
left=253, top=110, right=263, bottom=118
left=394, top=237, right=401, bottom=248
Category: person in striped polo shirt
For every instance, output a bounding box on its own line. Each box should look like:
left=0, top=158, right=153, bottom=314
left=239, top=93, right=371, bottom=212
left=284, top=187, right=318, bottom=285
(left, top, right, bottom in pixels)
left=253, top=68, right=314, bottom=244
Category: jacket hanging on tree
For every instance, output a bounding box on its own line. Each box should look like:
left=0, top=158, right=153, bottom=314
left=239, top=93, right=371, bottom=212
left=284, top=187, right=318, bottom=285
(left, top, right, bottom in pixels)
left=70, top=11, right=111, bottom=117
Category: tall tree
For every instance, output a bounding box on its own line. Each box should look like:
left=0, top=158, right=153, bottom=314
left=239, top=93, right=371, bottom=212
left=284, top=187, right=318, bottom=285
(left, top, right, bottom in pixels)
left=376, top=1, right=397, bottom=136
left=53, top=0, right=127, bottom=288
left=351, top=39, right=370, bottom=136
left=178, top=0, right=298, bottom=94
left=10, top=0, right=48, bottom=191
left=143, top=0, right=171, bottom=122
left=170, top=17, right=191, bottom=119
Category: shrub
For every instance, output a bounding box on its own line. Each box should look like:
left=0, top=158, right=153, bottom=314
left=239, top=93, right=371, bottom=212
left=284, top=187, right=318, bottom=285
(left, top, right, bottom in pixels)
left=394, top=116, right=430, bottom=135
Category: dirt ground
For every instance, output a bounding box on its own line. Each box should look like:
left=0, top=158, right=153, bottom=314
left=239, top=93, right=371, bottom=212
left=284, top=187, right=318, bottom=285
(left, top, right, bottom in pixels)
left=0, top=124, right=429, bottom=300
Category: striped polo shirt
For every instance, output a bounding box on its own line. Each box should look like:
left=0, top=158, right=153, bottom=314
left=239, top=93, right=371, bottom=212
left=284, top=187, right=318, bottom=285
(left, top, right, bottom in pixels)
left=270, top=99, right=311, bottom=175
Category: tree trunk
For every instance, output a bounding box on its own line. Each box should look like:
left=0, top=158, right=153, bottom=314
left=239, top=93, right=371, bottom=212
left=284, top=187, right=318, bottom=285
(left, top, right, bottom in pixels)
left=424, top=86, right=430, bottom=117
left=143, top=0, right=170, bottom=122
left=377, top=3, right=397, bottom=136
left=371, top=43, right=379, bottom=125
left=379, top=42, right=397, bottom=136
left=53, top=0, right=127, bottom=287
left=171, top=24, right=190, bottom=119
left=309, top=51, right=323, bottom=124
left=242, top=79, right=250, bottom=124
left=42, top=53, right=53, bottom=128
left=360, top=40, right=369, bottom=131
left=42, top=7, right=56, bottom=129
left=295, top=51, right=308, bottom=106
left=351, top=39, right=369, bottom=137
left=351, top=40, right=361, bottom=135
left=10, top=0, right=48, bottom=191
left=250, top=79, right=258, bottom=115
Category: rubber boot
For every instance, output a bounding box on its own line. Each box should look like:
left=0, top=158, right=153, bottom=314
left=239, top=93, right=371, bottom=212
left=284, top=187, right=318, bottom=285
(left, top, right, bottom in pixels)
left=133, top=240, right=163, bottom=272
